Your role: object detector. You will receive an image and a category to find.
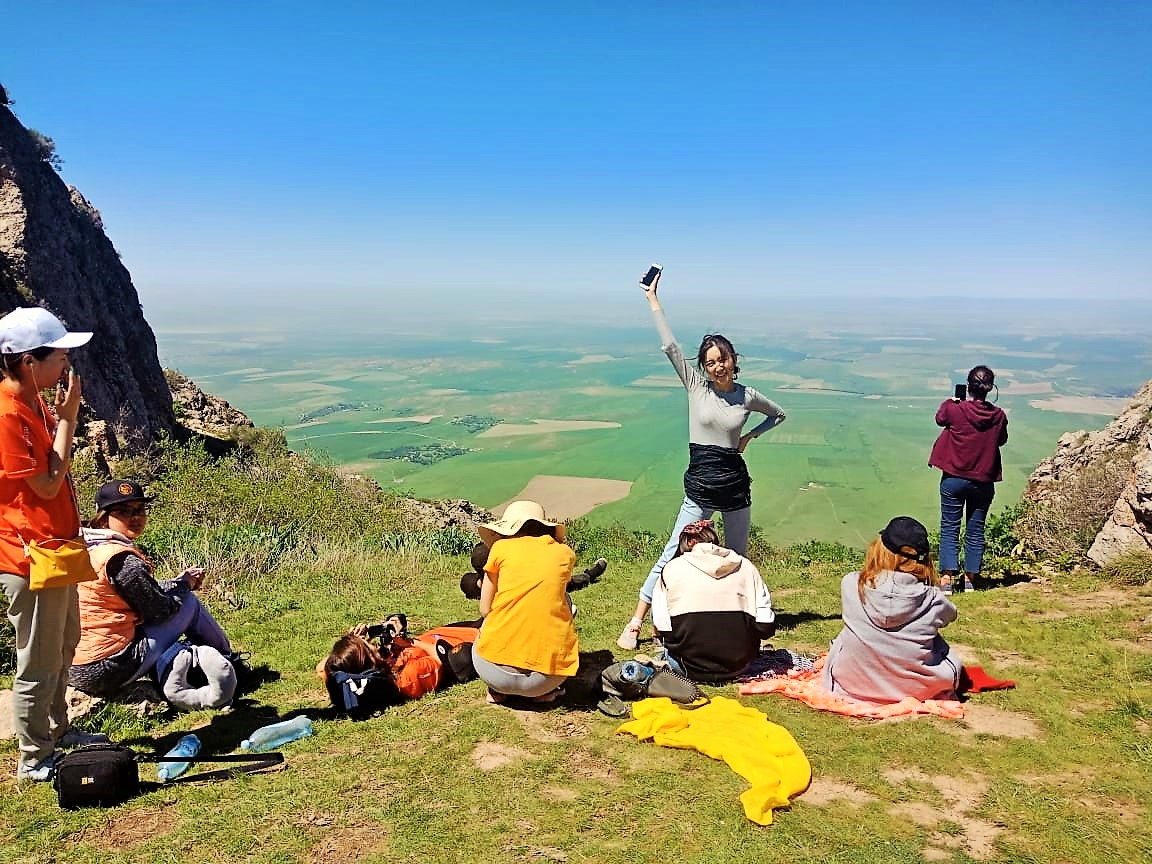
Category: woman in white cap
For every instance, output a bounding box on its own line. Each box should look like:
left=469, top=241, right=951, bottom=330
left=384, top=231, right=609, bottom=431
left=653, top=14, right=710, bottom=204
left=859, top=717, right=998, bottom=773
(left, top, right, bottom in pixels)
left=471, top=500, right=579, bottom=704
left=0, top=306, right=103, bottom=782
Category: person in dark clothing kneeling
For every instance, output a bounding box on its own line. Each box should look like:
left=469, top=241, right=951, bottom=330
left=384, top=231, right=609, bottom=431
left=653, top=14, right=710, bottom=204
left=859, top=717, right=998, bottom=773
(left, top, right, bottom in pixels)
left=651, top=520, right=775, bottom=683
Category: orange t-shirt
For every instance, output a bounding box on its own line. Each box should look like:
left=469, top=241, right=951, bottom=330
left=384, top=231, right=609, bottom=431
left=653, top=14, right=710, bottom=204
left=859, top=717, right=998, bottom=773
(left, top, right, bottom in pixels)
left=474, top=535, right=579, bottom=676
left=0, top=389, right=81, bottom=577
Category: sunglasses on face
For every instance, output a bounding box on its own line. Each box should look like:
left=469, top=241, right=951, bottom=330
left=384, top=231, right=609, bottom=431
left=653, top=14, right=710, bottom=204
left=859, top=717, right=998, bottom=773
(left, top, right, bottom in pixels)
left=110, top=504, right=149, bottom=517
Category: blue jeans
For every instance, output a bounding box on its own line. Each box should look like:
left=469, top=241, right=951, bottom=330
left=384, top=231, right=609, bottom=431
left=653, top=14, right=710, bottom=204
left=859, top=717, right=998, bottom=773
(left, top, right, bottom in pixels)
left=136, top=593, right=231, bottom=683
left=638, top=496, right=751, bottom=604
left=938, top=475, right=995, bottom=574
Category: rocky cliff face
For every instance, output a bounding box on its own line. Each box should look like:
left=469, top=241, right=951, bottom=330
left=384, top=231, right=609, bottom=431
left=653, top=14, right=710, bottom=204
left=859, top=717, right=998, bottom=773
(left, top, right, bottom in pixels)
left=0, top=102, right=174, bottom=444
left=1026, top=381, right=1152, bottom=565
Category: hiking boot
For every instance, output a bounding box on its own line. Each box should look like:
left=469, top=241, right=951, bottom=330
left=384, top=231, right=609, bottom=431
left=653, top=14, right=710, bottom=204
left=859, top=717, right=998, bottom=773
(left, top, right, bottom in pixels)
left=56, top=727, right=110, bottom=748
left=585, top=558, right=608, bottom=582
left=616, top=618, right=642, bottom=651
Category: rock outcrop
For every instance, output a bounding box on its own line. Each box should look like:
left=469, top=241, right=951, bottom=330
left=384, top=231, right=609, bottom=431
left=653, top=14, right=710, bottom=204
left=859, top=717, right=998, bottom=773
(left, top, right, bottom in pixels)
left=1087, top=430, right=1152, bottom=565
left=1025, top=381, right=1152, bottom=565
left=0, top=101, right=174, bottom=444
left=166, top=369, right=253, bottom=439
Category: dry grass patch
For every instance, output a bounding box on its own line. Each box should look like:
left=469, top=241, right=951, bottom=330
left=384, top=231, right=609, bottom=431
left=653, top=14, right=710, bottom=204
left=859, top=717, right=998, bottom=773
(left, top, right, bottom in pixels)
left=305, top=822, right=393, bottom=864
left=958, top=704, right=1043, bottom=740
left=471, top=741, right=536, bottom=770
left=69, top=805, right=176, bottom=851
left=802, top=778, right=878, bottom=806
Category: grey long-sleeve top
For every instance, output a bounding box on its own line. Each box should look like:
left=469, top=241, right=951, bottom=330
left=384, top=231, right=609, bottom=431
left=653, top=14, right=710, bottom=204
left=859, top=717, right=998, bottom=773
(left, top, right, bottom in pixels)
left=653, top=307, right=786, bottom=447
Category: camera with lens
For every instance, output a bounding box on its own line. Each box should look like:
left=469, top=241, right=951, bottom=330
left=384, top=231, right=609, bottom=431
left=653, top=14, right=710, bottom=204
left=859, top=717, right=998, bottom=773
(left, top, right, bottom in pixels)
left=365, top=613, right=408, bottom=644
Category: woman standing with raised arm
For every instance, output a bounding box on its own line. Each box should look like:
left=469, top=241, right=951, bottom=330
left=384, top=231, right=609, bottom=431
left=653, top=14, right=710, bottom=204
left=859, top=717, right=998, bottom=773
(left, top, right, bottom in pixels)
left=617, top=268, right=786, bottom=650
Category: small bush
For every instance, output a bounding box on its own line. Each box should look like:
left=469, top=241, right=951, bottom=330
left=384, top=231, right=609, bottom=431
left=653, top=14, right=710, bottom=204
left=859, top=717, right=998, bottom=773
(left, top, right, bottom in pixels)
left=1101, top=548, right=1152, bottom=586
left=564, top=518, right=664, bottom=563
left=1016, top=446, right=1136, bottom=563
left=784, top=539, right=860, bottom=567
left=27, top=127, right=63, bottom=171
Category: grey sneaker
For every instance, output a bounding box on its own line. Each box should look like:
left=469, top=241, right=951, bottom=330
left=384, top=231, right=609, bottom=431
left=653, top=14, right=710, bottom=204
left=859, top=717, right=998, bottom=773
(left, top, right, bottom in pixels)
left=647, top=668, right=706, bottom=704
left=57, top=727, right=110, bottom=748
left=16, top=752, right=60, bottom=782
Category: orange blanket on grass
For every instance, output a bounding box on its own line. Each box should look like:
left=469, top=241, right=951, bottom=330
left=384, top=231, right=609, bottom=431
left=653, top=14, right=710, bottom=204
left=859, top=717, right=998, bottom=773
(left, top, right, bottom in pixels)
left=737, top=655, right=967, bottom=720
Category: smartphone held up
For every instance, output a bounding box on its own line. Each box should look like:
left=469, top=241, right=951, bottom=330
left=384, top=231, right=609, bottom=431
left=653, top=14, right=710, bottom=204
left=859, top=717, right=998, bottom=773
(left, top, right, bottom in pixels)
left=954, top=384, right=967, bottom=401
left=640, top=263, right=662, bottom=287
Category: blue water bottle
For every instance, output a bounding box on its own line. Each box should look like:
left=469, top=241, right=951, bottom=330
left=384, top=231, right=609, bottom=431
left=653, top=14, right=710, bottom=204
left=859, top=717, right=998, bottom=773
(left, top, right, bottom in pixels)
left=620, top=661, right=654, bottom=685
left=240, top=716, right=313, bottom=752
left=157, top=733, right=202, bottom=782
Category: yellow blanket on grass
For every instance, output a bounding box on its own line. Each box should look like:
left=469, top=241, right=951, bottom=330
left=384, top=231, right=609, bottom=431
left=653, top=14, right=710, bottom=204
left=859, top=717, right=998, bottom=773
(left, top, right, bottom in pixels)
left=616, top=696, right=811, bottom=825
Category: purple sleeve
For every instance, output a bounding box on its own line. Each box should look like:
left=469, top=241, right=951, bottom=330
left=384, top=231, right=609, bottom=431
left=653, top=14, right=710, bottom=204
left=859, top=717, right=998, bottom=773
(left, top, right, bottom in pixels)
left=935, top=400, right=954, bottom=427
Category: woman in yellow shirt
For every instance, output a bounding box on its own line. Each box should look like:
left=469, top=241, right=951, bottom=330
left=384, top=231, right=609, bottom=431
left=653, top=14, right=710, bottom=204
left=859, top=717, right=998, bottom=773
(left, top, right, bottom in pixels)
left=472, top=501, right=578, bottom=704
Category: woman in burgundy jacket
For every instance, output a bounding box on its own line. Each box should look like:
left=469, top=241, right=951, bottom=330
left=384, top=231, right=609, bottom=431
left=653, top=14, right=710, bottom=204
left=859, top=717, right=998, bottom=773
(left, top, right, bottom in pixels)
left=928, top=365, right=1008, bottom=593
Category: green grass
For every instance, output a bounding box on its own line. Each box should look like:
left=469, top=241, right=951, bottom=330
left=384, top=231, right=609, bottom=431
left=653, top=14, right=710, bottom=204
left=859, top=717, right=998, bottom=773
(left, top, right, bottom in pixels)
left=3, top=435, right=1152, bottom=862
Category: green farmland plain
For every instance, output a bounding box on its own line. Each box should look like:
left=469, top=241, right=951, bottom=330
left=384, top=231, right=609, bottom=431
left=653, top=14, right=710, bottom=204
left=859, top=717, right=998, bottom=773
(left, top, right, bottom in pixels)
left=157, top=305, right=1152, bottom=546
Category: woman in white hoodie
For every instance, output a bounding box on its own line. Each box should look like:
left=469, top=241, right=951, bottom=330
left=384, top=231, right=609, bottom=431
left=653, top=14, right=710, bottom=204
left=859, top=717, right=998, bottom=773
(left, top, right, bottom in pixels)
left=822, top=516, right=960, bottom=704
left=651, top=521, right=776, bottom=683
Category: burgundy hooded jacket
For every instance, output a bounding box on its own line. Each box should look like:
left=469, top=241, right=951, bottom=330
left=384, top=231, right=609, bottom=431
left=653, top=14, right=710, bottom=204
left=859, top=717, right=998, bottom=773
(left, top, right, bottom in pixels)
left=928, top=399, right=1008, bottom=483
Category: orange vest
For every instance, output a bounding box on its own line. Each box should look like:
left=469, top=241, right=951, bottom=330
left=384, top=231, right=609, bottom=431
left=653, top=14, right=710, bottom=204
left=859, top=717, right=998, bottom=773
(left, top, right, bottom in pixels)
left=73, top=540, right=148, bottom=665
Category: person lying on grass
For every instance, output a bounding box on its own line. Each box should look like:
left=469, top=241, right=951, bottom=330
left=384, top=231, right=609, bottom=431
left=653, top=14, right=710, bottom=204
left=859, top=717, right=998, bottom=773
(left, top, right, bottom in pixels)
left=821, top=516, right=961, bottom=704
left=651, top=520, right=776, bottom=683
left=471, top=501, right=579, bottom=705
left=318, top=614, right=481, bottom=716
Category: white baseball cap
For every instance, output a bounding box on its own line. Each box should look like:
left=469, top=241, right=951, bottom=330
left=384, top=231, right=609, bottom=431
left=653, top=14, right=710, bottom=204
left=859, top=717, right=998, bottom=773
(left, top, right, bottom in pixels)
left=0, top=307, right=93, bottom=354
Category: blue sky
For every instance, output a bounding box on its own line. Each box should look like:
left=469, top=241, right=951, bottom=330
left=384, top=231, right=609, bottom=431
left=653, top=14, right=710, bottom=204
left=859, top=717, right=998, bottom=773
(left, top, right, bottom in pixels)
left=2, top=1, right=1150, bottom=320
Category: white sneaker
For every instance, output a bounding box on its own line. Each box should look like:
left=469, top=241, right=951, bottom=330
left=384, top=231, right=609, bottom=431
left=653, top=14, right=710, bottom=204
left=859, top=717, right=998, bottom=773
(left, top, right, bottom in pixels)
left=16, top=752, right=60, bottom=782
left=57, top=727, right=109, bottom=748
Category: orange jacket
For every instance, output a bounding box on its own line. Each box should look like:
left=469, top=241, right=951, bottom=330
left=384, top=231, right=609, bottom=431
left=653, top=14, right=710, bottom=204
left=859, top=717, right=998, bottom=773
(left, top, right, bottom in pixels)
left=390, top=625, right=480, bottom=700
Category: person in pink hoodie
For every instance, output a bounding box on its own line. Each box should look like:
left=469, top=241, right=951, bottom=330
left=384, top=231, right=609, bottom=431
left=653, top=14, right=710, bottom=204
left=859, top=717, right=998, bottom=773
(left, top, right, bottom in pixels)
left=822, top=516, right=960, bottom=704
left=651, top=521, right=776, bottom=683
left=928, top=365, right=1008, bottom=593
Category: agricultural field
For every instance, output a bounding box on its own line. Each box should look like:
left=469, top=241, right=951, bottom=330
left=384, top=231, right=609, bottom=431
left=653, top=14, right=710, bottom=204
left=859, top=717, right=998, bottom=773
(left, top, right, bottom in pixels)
left=158, top=304, right=1152, bottom=546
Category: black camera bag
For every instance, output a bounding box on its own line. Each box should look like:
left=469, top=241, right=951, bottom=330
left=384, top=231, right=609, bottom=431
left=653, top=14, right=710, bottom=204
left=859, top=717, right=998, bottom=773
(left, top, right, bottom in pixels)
left=54, top=743, right=285, bottom=809
left=54, top=744, right=140, bottom=809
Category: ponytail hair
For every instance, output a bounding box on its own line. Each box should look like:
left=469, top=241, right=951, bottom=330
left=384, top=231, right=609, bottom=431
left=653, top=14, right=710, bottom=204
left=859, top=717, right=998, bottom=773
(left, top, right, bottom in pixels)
left=676, top=520, right=720, bottom=556
left=967, top=365, right=995, bottom=400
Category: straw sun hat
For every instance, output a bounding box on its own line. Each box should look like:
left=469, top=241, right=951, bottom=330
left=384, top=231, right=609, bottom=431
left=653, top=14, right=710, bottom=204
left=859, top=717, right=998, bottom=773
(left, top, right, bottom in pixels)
left=478, top=500, right=564, bottom=548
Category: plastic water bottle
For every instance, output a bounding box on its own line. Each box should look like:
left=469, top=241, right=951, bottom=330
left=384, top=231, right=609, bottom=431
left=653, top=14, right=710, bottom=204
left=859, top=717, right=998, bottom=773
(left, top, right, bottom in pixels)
left=240, top=716, right=313, bottom=752
left=620, top=661, right=654, bottom=685
left=157, top=733, right=201, bottom=782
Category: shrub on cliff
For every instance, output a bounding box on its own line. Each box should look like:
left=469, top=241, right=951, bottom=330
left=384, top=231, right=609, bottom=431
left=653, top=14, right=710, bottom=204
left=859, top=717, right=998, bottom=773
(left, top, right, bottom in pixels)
left=27, top=127, right=63, bottom=171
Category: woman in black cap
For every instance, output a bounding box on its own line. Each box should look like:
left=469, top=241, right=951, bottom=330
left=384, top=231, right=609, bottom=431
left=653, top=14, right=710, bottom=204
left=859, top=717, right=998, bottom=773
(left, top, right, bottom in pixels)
left=68, top=480, right=241, bottom=706
left=820, top=516, right=960, bottom=704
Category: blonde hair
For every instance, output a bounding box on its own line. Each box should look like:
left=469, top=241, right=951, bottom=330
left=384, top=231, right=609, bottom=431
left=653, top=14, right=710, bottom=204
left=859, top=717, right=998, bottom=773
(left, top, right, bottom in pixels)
left=858, top=537, right=937, bottom=599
